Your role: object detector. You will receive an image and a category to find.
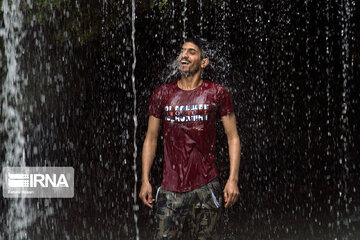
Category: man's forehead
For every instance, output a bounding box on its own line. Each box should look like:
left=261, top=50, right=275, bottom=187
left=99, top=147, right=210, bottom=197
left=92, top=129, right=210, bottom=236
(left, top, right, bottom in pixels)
left=181, top=42, right=201, bottom=52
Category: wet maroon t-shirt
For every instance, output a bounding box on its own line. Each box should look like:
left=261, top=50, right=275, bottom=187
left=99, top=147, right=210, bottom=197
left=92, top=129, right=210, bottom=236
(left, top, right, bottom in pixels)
left=148, top=80, right=234, bottom=192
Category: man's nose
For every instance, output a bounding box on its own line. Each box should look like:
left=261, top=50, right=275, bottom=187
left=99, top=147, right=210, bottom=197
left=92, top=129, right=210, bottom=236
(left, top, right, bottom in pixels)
left=181, top=51, right=189, bottom=58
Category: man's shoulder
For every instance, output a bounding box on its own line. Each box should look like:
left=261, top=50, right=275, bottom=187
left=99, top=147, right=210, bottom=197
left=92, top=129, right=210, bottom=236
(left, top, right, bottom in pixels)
left=203, top=80, right=229, bottom=92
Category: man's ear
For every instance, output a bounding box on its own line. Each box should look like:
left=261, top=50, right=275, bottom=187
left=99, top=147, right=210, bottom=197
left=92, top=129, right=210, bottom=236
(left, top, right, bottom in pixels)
left=201, top=58, right=209, bottom=69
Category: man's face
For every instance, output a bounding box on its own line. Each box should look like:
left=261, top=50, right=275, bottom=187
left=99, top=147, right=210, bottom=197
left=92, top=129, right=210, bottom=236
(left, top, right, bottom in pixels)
left=177, top=42, right=206, bottom=76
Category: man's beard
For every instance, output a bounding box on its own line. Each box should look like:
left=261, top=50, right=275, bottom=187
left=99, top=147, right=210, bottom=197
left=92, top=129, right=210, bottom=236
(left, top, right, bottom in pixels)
left=177, top=61, right=201, bottom=77
left=180, top=70, right=191, bottom=77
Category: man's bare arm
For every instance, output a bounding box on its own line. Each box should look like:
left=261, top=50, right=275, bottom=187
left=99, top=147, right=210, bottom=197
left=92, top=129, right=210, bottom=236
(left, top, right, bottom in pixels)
left=139, top=116, right=161, bottom=208
left=221, top=113, right=241, bottom=208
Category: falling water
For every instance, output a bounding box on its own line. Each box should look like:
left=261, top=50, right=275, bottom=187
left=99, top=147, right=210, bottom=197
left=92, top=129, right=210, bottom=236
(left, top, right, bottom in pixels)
left=199, top=0, right=203, bottom=36
left=325, top=0, right=333, bottom=158
left=181, top=0, right=188, bottom=39
left=1, top=1, right=358, bottom=239
left=0, top=0, right=33, bottom=239
left=1, top=0, right=25, bottom=167
left=131, top=0, right=140, bottom=239
left=338, top=0, right=354, bottom=227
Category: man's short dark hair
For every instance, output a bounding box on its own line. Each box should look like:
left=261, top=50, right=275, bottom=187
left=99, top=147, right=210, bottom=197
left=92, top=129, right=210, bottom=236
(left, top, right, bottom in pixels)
left=184, top=37, right=208, bottom=58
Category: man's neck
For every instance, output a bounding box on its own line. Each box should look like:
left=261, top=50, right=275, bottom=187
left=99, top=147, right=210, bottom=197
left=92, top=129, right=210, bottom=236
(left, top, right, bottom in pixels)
left=178, top=72, right=203, bottom=90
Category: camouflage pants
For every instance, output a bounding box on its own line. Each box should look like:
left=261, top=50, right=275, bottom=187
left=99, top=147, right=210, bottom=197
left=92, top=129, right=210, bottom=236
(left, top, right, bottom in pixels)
left=154, top=179, right=222, bottom=240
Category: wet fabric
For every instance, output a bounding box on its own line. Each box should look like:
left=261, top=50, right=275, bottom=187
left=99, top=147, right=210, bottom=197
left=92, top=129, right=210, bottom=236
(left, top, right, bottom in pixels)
left=154, top=178, right=222, bottom=240
left=148, top=81, right=233, bottom=192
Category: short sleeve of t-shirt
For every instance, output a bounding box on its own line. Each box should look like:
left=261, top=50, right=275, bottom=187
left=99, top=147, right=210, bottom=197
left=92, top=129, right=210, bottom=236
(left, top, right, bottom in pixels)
left=147, top=87, right=162, bottom=119
left=218, top=86, right=234, bottom=116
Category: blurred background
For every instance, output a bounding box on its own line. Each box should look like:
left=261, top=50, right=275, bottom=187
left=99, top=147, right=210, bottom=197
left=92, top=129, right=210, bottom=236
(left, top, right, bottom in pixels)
left=0, top=0, right=359, bottom=239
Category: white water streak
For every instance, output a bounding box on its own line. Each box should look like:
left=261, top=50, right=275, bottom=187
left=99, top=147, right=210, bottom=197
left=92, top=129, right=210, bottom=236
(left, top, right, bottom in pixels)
left=182, top=0, right=188, bottom=40
left=338, top=0, right=355, bottom=218
left=199, top=0, right=203, bottom=36
left=131, top=0, right=140, bottom=239
left=339, top=0, right=353, bottom=168
left=1, top=0, right=31, bottom=239
left=1, top=0, right=25, bottom=167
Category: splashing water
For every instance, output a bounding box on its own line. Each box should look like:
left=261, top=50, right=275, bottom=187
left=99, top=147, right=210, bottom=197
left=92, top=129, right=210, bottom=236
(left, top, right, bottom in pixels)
left=1, top=1, right=358, bottom=239
left=162, top=59, right=179, bottom=83
left=160, top=39, right=232, bottom=86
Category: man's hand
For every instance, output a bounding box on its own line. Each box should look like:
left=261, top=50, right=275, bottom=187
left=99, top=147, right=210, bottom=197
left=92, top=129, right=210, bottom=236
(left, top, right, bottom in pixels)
left=139, top=181, right=155, bottom=208
left=223, top=179, right=239, bottom=208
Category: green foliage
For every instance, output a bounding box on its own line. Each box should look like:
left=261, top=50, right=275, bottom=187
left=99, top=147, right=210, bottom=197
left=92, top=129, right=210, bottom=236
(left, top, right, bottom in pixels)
left=20, top=0, right=104, bottom=47
left=158, top=0, right=168, bottom=10
left=34, top=0, right=62, bottom=9
left=29, top=0, right=62, bottom=25
left=150, top=0, right=168, bottom=11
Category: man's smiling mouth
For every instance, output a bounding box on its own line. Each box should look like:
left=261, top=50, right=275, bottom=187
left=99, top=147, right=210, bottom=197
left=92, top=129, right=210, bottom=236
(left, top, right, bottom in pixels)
left=180, top=58, right=191, bottom=65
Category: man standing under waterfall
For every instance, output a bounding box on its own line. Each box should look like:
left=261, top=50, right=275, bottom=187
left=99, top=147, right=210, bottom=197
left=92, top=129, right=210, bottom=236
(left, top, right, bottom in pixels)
left=139, top=37, right=241, bottom=240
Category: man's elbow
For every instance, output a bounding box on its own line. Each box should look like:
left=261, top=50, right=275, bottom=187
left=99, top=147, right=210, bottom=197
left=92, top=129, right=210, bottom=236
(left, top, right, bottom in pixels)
left=227, top=135, right=240, bottom=146
left=145, top=134, right=158, bottom=145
